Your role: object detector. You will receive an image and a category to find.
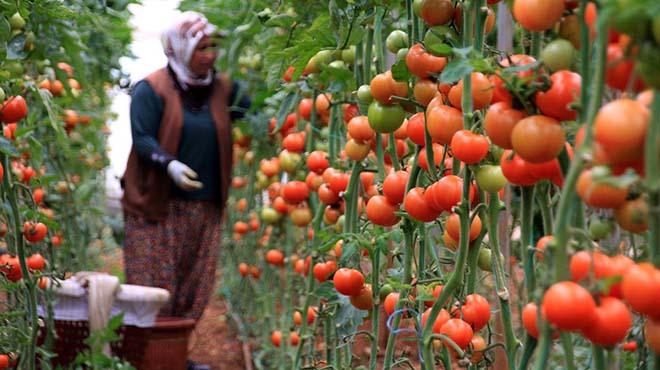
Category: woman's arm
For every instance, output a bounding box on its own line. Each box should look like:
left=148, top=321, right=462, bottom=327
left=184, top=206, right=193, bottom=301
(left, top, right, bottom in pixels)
left=228, top=80, right=252, bottom=121
left=129, top=81, right=176, bottom=170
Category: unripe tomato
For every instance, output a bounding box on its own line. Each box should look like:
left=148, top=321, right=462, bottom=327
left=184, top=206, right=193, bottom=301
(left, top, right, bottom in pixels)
left=475, top=165, right=507, bottom=193
left=368, top=102, right=406, bottom=133
left=386, top=30, right=409, bottom=53
left=615, top=198, right=649, bottom=234
left=540, top=39, right=576, bottom=72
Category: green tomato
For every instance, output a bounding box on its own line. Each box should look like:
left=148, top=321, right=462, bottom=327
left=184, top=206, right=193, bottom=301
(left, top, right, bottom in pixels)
left=261, top=207, right=281, bottom=224
left=475, top=165, right=507, bottom=193
left=328, top=60, right=347, bottom=70
left=4, top=61, right=24, bottom=76
left=413, top=0, right=423, bottom=17
left=540, top=39, right=575, bottom=72
left=478, top=248, right=504, bottom=272
left=341, top=46, right=356, bottom=65
left=386, top=30, right=409, bottom=54
left=368, top=102, right=406, bottom=133
left=357, top=84, right=373, bottom=104
left=589, top=218, right=613, bottom=240
left=24, top=32, right=35, bottom=51
left=279, top=151, right=301, bottom=173
left=379, top=283, right=394, bottom=300
left=477, top=248, right=493, bottom=272
left=307, top=50, right=334, bottom=74
left=334, top=215, right=345, bottom=232
left=9, top=12, right=26, bottom=30
left=396, top=48, right=409, bottom=62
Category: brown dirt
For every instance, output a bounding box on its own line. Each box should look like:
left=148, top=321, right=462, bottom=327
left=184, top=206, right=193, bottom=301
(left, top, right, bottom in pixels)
left=188, top=289, right=246, bottom=370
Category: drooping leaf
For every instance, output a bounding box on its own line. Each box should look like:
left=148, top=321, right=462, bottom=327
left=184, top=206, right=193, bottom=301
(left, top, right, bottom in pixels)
left=440, top=58, right=473, bottom=84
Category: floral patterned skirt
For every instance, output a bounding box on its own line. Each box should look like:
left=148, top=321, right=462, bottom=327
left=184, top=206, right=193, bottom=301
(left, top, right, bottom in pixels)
left=123, top=198, right=221, bottom=321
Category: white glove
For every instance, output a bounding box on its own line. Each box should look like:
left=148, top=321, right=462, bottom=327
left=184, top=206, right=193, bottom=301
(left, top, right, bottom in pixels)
left=167, top=160, right=203, bottom=191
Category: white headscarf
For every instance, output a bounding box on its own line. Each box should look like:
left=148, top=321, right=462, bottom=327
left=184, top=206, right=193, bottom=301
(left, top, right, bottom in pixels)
left=161, top=11, right=217, bottom=90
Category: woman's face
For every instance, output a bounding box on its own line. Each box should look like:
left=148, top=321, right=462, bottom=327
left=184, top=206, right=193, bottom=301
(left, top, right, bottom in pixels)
left=189, top=35, right=218, bottom=76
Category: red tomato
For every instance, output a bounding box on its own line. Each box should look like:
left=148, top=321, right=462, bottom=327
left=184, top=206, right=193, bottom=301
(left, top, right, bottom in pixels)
left=439, top=318, right=474, bottom=349
left=406, top=112, right=428, bottom=146
left=426, top=105, right=463, bottom=145
left=581, top=297, right=632, bottom=346
left=0, top=96, right=28, bottom=123
left=307, top=151, right=330, bottom=174
left=384, top=292, right=401, bottom=317
left=333, top=268, right=365, bottom=296
left=424, top=175, right=464, bottom=213
left=23, top=222, right=48, bottom=243
left=366, top=195, right=400, bottom=227
left=542, top=281, right=596, bottom=331
left=594, top=99, right=649, bottom=165
left=450, top=130, right=489, bottom=164
left=484, top=101, right=526, bottom=149
left=281, top=181, right=309, bottom=204
left=348, top=116, right=376, bottom=143
left=621, top=263, right=660, bottom=320
left=421, top=308, right=451, bottom=333
left=349, top=284, right=374, bottom=310
left=513, top=0, right=565, bottom=32
left=576, top=169, right=629, bottom=209
left=282, top=132, right=306, bottom=153
left=417, top=143, right=445, bottom=171
left=404, top=187, right=441, bottom=222
left=500, top=150, right=538, bottom=186
left=511, top=115, right=565, bottom=163
left=318, top=183, right=340, bottom=205
left=447, top=72, right=493, bottom=110
left=328, top=172, right=350, bottom=194
left=298, top=98, right=312, bottom=120
left=535, top=71, right=581, bottom=121
left=445, top=213, right=482, bottom=242
left=645, top=319, right=660, bottom=354
left=459, top=294, right=491, bottom=331
left=383, top=170, right=409, bottom=205
left=406, top=43, right=448, bottom=78
left=569, top=251, right=612, bottom=282
left=266, top=249, right=285, bottom=266
left=605, top=44, right=645, bottom=92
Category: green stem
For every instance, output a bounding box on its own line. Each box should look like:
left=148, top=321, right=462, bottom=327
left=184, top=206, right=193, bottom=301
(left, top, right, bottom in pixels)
left=536, top=183, right=553, bottom=236
left=373, top=7, right=385, bottom=74
left=421, top=169, right=473, bottom=366
left=344, top=161, right=363, bottom=234
left=577, top=0, right=591, bottom=124
left=363, top=26, right=374, bottom=83
left=306, top=89, right=319, bottom=153
left=465, top=235, right=481, bottom=294
left=593, top=345, right=606, bottom=370
left=382, top=222, right=416, bottom=370
left=488, top=193, right=518, bottom=368
left=530, top=32, right=542, bottom=59
left=517, top=335, right=537, bottom=370
left=355, top=41, right=364, bottom=87
left=369, top=242, right=382, bottom=370
left=559, top=332, right=577, bottom=370
left=388, top=133, right=401, bottom=171
left=521, top=186, right=536, bottom=299
left=647, top=90, right=660, bottom=266
left=375, top=134, right=386, bottom=181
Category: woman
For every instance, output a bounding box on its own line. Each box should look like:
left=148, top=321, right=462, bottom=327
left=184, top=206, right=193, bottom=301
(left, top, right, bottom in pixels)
left=121, top=12, right=249, bottom=370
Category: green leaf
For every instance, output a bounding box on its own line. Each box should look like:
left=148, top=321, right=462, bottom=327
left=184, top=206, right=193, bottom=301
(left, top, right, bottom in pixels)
left=427, top=43, right=453, bottom=57
left=339, top=241, right=358, bottom=265
left=391, top=58, right=411, bottom=82
left=0, top=136, right=18, bottom=157
left=314, top=281, right=338, bottom=299
left=440, top=58, right=473, bottom=84
left=6, top=33, right=27, bottom=60
left=334, top=295, right=368, bottom=340
left=319, top=66, right=355, bottom=93
left=470, top=58, right=494, bottom=73
left=264, top=14, right=295, bottom=29
left=272, top=90, right=299, bottom=133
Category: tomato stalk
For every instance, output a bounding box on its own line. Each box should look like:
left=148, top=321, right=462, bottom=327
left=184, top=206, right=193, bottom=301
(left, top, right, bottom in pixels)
left=368, top=240, right=382, bottom=370
left=382, top=221, right=416, bottom=370
left=405, top=0, right=414, bottom=46
left=373, top=7, right=385, bottom=75
left=646, top=90, right=660, bottom=266
left=520, top=185, right=537, bottom=299
left=559, top=333, right=577, bottom=370
left=536, top=183, right=553, bottom=235
left=466, top=201, right=487, bottom=294
left=375, top=134, right=386, bottom=182
left=421, top=169, right=473, bottom=367
left=305, top=89, right=319, bottom=153
left=387, top=133, right=401, bottom=171
left=328, top=104, right=340, bottom=168
left=363, top=26, right=374, bottom=83
left=3, top=154, right=38, bottom=370
left=529, top=32, right=542, bottom=59
left=355, top=41, right=364, bottom=86
left=488, top=192, right=518, bottom=369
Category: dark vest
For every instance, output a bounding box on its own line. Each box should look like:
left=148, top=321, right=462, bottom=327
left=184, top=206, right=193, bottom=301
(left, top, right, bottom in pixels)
left=121, top=67, right=233, bottom=221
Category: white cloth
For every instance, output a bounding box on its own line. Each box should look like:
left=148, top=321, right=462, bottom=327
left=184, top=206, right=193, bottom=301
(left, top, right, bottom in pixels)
left=73, top=272, right=121, bottom=355
left=161, top=11, right=217, bottom=89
